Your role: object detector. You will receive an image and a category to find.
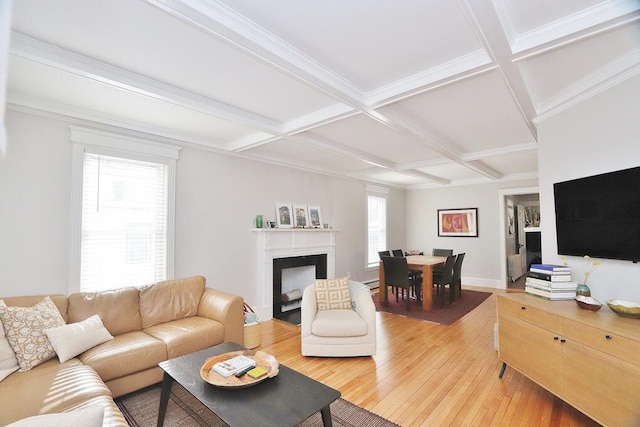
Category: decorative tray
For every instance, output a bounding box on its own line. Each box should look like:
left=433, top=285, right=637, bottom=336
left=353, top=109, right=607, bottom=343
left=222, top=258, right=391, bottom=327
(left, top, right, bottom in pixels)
left=200, top=350, right=279, bottom=388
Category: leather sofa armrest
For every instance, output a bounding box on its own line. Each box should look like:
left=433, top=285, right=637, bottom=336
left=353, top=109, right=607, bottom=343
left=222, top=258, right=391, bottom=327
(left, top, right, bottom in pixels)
left=197, top=288, right=244, bottom=345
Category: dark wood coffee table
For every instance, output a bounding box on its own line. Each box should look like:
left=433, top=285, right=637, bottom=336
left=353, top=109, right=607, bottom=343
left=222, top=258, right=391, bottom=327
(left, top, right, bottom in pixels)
left=157, top=342, right=340, bottom=426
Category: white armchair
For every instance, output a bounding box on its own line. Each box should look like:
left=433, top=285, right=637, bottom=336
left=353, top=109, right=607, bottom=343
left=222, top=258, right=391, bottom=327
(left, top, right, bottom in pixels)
left=301, top=280, right=376, bottom=357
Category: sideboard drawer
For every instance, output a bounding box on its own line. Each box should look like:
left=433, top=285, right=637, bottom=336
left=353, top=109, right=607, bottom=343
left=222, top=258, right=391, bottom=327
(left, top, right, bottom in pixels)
left=562, top=318, right=640, bottom=367
left=498, top=296, right=560, bottom=332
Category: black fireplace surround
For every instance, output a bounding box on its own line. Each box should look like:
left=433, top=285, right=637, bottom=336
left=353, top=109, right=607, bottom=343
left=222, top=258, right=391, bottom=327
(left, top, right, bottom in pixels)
left=272, top=254, right=327, bottom=321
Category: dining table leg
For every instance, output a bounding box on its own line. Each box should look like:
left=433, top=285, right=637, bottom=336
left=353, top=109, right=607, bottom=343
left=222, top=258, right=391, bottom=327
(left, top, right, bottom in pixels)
left=421, top=264, right=434, bottom=311
left=378, top=261, right=387, bottom=305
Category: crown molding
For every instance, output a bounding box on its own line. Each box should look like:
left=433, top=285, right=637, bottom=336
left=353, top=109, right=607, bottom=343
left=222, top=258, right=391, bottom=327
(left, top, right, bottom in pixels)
left=7, top=92, right=230, bottom=150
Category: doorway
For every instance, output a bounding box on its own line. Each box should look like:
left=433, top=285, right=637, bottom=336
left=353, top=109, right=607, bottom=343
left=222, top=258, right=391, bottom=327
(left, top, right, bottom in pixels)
left=498, top=187, right=540, bottom=291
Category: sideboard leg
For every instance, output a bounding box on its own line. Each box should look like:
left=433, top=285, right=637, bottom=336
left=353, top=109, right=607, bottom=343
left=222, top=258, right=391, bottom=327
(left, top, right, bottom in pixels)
left=498, top=362, right=507, bottom=379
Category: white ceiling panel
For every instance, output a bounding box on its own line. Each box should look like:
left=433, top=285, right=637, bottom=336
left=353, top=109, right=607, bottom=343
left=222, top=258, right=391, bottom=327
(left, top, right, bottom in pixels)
left=479, top=150, right=538, bottom=177
left=6, top=0, right=639, bottom=188
left=308, top=114, right=442, bottom=164
left=518, top=22, right=640, bottom=111
left=389, top=70, right=536, bottom=151
left=245, top=137, right=372, bottom=174
left=220, top=0, right=484, bottom=91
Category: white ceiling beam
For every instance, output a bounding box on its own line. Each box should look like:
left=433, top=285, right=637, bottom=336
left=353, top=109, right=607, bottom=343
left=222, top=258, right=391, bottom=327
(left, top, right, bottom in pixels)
left=460, top=0, right=538, bottom=139
left=10, top=32, right=283, bottom=135
left=144, top=0, right=366, bottom=106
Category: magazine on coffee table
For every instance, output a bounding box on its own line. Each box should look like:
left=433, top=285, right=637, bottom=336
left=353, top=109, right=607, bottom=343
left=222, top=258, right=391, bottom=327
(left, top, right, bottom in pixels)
left=212, top=355, right=256, bottom=377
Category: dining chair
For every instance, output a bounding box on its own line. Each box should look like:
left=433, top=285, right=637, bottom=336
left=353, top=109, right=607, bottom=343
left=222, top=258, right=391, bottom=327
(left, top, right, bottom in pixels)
left=432, top=255, right=456, bottom=306
left=451, top=253, right=465, bottom=301
left=432, top=248, right=454, bottom=279
left=381, top=256, right=421, bottom=311
left=378, top=251, right=397, bottom=295
left=378, top=250, right=391, bottom=259
left=391, top=249, right=422, bottom=297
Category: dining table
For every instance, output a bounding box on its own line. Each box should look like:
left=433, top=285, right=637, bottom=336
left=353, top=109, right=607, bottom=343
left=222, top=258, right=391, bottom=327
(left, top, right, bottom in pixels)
left=378, top=255, right=447, bottom=311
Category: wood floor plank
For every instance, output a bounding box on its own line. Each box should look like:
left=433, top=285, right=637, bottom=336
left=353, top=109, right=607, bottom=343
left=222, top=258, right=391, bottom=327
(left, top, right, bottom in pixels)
left=257, top=287, right=602, bottom=426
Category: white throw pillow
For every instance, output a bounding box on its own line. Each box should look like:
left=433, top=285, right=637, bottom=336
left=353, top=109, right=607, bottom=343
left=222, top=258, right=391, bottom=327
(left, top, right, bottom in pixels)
left=0, top=301, right=20, bottom=381
left=44, top=314, right=114, bottom=363
left=6, top=405, right=104, bottom=427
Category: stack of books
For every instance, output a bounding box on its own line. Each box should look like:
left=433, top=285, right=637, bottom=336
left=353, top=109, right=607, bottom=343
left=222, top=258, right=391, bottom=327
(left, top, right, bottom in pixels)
left=525, top=264, right=577, bottom=300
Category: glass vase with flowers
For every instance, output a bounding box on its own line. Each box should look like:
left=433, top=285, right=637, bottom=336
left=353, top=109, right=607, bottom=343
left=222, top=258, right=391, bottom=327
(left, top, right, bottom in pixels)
left=563, top=255, right=601, bottom=297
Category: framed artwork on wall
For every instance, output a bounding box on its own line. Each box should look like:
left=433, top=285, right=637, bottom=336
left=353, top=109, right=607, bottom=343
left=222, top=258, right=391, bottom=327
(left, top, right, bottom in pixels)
left=292, top=203, right=308, bottom=228
left=275, top=202, right=293, bottom=228
left=307, top=205, right=322, bottom=228
left=438, top=208, right=478, bottom=237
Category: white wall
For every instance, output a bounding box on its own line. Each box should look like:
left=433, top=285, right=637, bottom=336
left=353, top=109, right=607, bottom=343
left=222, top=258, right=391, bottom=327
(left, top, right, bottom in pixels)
left=537, top=74, right=640, bottom=302
left=0, top=110, right=405, bottom=302
left=406, top=178, right=538, bottom=288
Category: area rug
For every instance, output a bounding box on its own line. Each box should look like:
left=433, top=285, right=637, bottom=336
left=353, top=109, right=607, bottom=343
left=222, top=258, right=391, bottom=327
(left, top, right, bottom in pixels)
left=373, top=288, right=492, bottom=324
left=116, top=383, right=399, bottom=427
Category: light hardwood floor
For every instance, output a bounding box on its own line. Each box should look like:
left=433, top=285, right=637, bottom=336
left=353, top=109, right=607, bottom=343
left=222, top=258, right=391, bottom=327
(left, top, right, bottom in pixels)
left=257, top=287, right=602, bottom=426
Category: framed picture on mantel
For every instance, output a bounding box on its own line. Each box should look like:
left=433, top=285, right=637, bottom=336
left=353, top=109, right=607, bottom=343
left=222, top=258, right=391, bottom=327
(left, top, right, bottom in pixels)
left=308, top=205, right=322, bottom=228
left=275, top=202, right=292, bottom=228
left=438, top=208, right=478, bottom=237
left=292, top=203, right=308, bottom=228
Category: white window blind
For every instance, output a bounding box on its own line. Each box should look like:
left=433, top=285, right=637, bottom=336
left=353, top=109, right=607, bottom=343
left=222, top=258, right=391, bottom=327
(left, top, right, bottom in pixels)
left=79, top=153, right=168, bottom=292
left=367, top=192, right=387, bottom=269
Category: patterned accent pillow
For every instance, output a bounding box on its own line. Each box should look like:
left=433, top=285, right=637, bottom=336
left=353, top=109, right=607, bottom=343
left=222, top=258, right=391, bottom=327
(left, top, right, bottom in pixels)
left=314, top=277, right=352, bottom=311
left=0, top=296, right=66, bottom=371
left=0, top=301, right=20, bottom=381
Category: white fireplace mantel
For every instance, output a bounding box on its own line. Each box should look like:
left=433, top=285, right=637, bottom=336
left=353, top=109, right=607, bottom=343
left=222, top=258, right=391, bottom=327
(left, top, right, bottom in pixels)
left=253, top=229, right=336, bottom=320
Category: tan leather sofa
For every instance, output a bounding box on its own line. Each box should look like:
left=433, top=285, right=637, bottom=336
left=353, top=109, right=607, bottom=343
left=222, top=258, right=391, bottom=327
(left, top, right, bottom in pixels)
left=0, top=276, right=244, bottom=426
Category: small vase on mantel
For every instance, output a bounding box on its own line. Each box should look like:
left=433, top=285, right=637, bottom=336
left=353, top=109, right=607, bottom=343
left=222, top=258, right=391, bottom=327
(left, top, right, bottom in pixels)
left=575, top=283, right=591, bottom=297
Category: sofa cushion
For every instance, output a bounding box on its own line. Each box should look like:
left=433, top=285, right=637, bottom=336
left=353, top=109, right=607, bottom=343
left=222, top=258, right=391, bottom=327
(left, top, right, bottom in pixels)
left=67, top=288, right=141, bottom=336
left=311, top=309, right=368, bottom=337
left=5, top=405, right=104, bottom=427
left=0, top=302, right=19, bottom=381
left=77, top=331, right=167, bottom=382
left=0, top=358, right=112, bottom=426
left=314, top=277, right=352, bottom=311
left=144, top=316, right=225, bottom=359
left=0, top=296, right=66, bottom=371
left=44, top=315, right=114, bottom=363
left=139, top=276, right=205, bottom=328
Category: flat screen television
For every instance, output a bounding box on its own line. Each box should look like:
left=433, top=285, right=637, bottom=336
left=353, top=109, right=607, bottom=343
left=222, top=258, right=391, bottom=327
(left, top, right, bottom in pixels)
left=553, top=166, right=640, bottom=263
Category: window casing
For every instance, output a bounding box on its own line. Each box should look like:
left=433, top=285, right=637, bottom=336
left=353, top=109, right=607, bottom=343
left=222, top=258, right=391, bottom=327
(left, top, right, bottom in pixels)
left=366, top=186, right=388, bottom=269
left=70, top=127, right=179, bottom=293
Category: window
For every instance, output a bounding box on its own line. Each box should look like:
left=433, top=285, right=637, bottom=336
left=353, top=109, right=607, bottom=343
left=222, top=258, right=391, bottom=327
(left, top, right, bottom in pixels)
left=70, top=127, right=179, bottom=293
left=366, top=185, right=388, bottom=269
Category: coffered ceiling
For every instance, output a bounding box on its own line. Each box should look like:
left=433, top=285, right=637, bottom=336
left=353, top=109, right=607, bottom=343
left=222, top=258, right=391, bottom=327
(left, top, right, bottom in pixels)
left=6, top=0, right=640, bottom=188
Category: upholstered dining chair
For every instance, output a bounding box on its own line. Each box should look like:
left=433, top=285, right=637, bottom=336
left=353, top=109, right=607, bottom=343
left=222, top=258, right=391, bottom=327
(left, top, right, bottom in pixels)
left=432, top=255, right=456, bottom=306
left=381, top=256, right=421, bottom=310
left=451, top=253, right=466, bottom=301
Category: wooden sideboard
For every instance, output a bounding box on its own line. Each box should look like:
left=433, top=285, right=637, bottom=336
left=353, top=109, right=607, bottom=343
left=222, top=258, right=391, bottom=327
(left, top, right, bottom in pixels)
left=497, top=293, right=640, bottom=427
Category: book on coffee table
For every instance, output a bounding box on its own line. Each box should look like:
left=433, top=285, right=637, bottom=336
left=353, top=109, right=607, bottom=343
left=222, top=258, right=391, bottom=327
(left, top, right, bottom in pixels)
left=212, top=355, right=256, bottom=377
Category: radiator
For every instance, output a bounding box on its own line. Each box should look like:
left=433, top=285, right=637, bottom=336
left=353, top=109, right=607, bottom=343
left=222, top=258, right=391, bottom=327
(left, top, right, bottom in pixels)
left=508, top=253, right=525, bottom=282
